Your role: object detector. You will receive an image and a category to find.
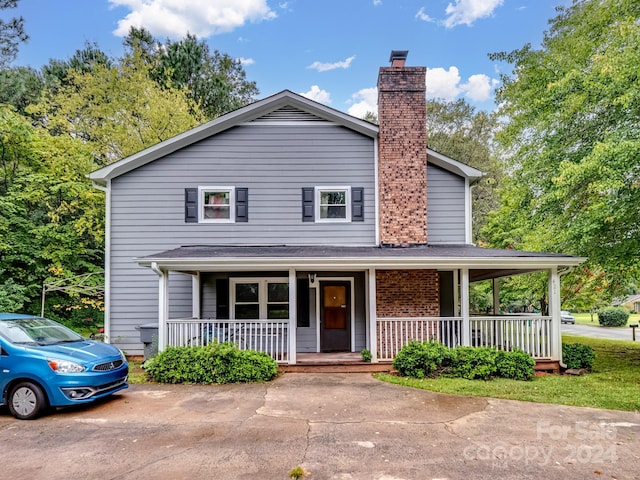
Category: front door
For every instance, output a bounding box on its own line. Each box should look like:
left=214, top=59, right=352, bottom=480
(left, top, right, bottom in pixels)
left=320, top=281, right=351, bottom=352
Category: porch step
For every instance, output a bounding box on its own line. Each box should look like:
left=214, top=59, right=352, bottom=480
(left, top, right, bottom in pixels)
left=279, top=362, right=394, bottom=374
left=534, top=359, right=560, bottom=374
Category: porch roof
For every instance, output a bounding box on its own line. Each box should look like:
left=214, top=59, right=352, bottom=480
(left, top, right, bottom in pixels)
left=136, top=244, right=584, bottom=278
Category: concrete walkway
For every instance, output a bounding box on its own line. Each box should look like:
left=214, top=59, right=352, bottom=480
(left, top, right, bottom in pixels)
left=1, top=373, right=639, bottom=479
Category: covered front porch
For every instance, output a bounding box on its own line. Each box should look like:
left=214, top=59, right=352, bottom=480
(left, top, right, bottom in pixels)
left=135, top=244, right=583, bottom=366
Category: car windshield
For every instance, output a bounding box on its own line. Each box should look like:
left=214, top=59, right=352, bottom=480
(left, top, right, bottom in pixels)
left=0, top=317, right=83, bottom=346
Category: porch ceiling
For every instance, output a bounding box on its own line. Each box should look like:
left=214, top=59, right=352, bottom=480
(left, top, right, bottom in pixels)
left=135, top=244, right=585, bottom=273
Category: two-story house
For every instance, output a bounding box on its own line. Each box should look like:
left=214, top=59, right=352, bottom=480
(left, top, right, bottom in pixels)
left=89, top=51, right=583, bottom=366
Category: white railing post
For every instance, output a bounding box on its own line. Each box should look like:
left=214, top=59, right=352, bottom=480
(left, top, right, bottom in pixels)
left=369, top=268, right=378, bottom=362
left=461, top=268, right=470, bottom=346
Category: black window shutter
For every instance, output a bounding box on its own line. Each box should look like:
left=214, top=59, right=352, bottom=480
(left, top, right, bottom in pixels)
left=302, top=187, right=314, bottom=222
left=215, top=279, right=230, bottom=319
left=236, top=188, right=248, bottom=222
left=352, top=187, right=364, bottom=221
left=296, top=278, right=310, bottom=327
left=185, top=188, right=198, bottom=223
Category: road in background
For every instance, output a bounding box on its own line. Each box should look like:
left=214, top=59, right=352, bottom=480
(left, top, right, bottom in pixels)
left=562, top=322, right=638, bottom=341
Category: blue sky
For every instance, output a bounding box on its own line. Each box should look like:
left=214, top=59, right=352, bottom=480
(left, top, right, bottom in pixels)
left=10, top=0, right=569, bottom=115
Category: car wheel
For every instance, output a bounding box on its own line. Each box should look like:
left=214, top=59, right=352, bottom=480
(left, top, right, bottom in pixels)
left=8, top=382, right=47, bottom=420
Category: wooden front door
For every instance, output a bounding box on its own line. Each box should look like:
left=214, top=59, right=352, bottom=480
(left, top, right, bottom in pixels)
left=320, top=281, right=351, bottom=352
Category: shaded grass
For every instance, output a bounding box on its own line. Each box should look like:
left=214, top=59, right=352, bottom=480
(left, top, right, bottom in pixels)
left=128, top=359, right=152, bottom=384
left=375, top=335, right=640, bottom=412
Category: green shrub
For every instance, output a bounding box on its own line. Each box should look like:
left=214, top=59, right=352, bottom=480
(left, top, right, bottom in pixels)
left=562, top=343, right=595, bottom=370
left=360, top=348, right=372, bottom=362
left=598, top=307, right=629, bottom=327
left=450, top=346, right=498, bottom=380
left=393, top=340, right=451, bottom=378
left=495, top=349, right=535, bottom=381
left=144, top=342, right=278, bottom=384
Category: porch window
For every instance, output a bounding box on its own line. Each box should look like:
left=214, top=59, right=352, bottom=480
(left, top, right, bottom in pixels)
left=231, top=278, right=289, bottom=320
left=199, top=186, right=235, bottom=222
left=316, top=187, right=351, bottom=222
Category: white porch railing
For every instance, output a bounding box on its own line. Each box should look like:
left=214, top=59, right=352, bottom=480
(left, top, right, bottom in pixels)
left=376, top=316, right=553, bottom=361
left=166, top=318, right=289, bottom=363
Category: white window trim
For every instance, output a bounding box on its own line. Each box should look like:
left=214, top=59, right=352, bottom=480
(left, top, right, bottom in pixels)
left=315, top=186, right=351, bottom=223
left=230, top=277, right=289, bottom=320
left=199, top=186, right=235, bottom=223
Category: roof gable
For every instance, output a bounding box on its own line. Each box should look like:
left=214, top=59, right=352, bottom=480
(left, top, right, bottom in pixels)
left=88, top=90, right=378, bottom=185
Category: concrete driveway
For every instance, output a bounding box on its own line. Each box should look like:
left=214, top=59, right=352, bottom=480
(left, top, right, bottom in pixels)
left=1, top=373, right=639, bottom=480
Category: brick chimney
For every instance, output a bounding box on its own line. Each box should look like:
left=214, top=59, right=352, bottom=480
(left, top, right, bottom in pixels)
left=377, top=50, right=428, bottom=245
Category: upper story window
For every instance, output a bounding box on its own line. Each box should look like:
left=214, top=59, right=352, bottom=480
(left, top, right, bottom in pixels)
left=185, top=187, right=248, bottom=223
left=302, top=186, right=364, bottom=223
left=201, top=187, right=234, bottom=222
left=315, top=186, right=351, bottom=222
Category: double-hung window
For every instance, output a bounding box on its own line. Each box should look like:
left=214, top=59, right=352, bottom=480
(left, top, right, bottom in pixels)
left=199, top=186, right=235, bottom=223
left=230, top=278, right=289, bottom=320
left=315, top=186, right=351, bottom=222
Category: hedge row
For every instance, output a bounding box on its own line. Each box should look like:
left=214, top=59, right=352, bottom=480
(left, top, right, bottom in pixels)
left=143, top=342, right=278, bottom=384
left=392, top=340, right=535, bottom=380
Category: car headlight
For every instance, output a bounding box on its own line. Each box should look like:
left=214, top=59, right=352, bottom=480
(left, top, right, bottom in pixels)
left=48, top=358, right=86, bottom=373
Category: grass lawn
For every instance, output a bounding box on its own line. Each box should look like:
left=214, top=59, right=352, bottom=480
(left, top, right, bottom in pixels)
left=572, top=311, right=639, bottom=327
left=375, top=335, right=640, bottom=412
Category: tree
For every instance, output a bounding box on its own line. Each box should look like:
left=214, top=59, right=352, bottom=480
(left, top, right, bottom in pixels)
left=0, top=66, right=44, bottom=115
left=426, top=98, right=501, bottom=241
left=29, top=49, right=203, bottom=165
left=124, top=27, right=259, bottom=120
left=0, top=0, right=28, bottom=67
left=0, top=107, right=104, bottom=314
left=485, top=0, right=640, bottom=296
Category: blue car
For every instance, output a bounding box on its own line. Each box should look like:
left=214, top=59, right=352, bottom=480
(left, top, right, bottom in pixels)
left=0, top=313, right=128, bottom=420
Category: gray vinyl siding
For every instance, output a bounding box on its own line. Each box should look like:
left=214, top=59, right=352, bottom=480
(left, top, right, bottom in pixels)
left=108, top=123, right=376, bottom=354
left=427, top=163, right=466, bottom=244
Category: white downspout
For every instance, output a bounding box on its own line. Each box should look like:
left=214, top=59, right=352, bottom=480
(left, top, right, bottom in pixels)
left=151, top=262, right=167, bottom=352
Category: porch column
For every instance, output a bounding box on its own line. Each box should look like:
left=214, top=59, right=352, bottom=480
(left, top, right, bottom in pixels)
left=492, top=278, right=500, bottom=315
left=368, top=268, right=378, bottom=362
left=151, top=262, right=168, bottom=352
left=288, top=268, right=297, bottom=364
left=461, top=268, right=470, bottom=346
left=548, top=267, right=562, bottom=361
left=191, top=273, right=200, bottom=318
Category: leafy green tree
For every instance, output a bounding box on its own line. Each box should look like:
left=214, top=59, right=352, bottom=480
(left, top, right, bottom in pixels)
left=124, top=27, right=259, bottom=120
left=0, top=66, right=44, bottom=115
left=426, top=98, right=501, bottom=241
left=0, top=104, right=35, bottom=193
left=0, top=0, right=28, bottom=67
left=29, top=49, right=202, bottom=165
left=0, top=108, right=104, bottom=314
left=485, top=0, right=640, bottom=297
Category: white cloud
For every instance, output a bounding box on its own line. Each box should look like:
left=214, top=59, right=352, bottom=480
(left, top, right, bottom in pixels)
left=373, top=0, right=382, bottom=6
left=461, top=74, right=499, bottom=102
left=427, top=66, right=498, bottom=102
left=347, top=87, right=378, bottom=118
left=443, top=0, right=504, bottom=28
left=238, top=57, right=255, bottom=66
left=307, top=55, right=356, bottom=72
left=300, top=85, right=332, bottom=105
left=109, top=0, right=277, bottom=38
left=426, top=66, right=463, bottom=100
left=415, top=7, right=435, bottom=23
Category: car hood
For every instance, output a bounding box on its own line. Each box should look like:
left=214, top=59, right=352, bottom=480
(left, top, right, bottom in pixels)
left=29, top=340, right=122, bottom=364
